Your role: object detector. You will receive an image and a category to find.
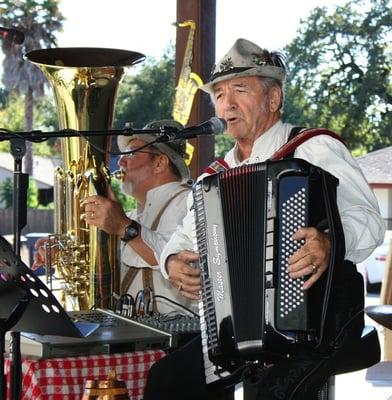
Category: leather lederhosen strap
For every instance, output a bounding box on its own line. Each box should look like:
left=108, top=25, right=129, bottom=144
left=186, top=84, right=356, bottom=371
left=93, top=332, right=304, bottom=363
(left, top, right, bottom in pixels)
left=120, top=187, right=190, bottom=310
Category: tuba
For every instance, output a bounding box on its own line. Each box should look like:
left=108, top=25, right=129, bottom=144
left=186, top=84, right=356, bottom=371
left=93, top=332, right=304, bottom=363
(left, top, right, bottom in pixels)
left=26, top=48, right=145, bottom=310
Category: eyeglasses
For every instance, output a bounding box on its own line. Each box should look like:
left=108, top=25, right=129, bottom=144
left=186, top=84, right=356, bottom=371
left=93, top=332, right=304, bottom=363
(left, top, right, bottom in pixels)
left=121, top=148, right=162, bottom=159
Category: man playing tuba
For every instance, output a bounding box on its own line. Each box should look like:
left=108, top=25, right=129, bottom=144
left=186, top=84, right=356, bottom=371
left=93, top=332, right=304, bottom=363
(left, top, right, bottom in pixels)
left=34, top=120, right=197, bottom=316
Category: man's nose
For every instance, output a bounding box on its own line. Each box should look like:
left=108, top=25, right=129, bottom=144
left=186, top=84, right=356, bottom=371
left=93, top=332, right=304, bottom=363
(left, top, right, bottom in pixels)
left=118, top=155, right=126, bottom=167
left=224, top=93, right=237, bottom=111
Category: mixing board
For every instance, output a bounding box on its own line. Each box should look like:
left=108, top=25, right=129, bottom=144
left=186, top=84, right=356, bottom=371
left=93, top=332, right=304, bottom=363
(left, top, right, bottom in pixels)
left=133, top=314, right=200, bottom=334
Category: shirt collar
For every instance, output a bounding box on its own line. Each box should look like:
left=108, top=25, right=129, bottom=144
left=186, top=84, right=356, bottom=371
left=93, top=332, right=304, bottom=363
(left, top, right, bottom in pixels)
left=137, top=181, right=184, bottom=214
left=227, top=120, right=290, bottom=166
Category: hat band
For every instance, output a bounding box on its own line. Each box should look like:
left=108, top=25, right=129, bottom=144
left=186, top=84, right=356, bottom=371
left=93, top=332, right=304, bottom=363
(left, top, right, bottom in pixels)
left=210, top=66, right=253, bottom=81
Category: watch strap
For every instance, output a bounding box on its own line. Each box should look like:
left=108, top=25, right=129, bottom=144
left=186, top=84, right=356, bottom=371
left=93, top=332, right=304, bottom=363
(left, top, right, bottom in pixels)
left=121, top=220, right=139, bottom=242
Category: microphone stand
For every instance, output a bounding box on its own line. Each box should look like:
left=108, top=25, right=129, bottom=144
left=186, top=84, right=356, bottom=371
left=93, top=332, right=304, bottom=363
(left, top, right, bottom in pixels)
left=0, top=126, right=177, bottom=400
left=0, top=126, right=177, bottom=142
left=0, top=31, right=26, bottom=400
left=6, top=138, right=29, bottom=400
left=0, top=299, right=29, bottom=400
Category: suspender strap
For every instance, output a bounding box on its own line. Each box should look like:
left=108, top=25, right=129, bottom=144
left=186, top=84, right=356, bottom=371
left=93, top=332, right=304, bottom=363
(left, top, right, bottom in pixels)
left=141, top=268, right=156, bottom=312
left=141, top=187, right=188, bottom=312
left=120, top=187, right=190, bottom=308
left=270, top=127, right=346, bottom=161
left=150, top=187, right=189, bottom=231
left=120, top=267, right=139, bottom=296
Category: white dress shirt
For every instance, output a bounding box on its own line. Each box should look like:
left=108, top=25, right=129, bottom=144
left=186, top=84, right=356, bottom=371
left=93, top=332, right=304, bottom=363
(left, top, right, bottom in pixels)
left=121, top=181, right=196, bottom=315
left=160, top=120, right=385, bottom=279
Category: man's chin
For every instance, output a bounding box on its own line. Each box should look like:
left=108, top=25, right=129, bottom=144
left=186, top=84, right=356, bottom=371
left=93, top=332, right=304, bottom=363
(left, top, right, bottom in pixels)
left=227, top=129, right=246, bottom=140
left=226, top=122, right=245, bottom=138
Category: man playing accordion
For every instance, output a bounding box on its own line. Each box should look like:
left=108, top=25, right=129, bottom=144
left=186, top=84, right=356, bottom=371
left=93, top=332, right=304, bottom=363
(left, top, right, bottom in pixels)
left=144, top=38, right=385, bottom=400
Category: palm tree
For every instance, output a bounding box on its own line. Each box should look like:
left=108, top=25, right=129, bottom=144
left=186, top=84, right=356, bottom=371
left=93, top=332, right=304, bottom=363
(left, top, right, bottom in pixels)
left=0, top=0, right=64, bottom=174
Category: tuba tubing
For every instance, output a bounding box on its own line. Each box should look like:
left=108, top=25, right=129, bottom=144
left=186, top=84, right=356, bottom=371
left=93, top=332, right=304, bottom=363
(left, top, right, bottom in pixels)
left=26, top=48, right=145, bottom=310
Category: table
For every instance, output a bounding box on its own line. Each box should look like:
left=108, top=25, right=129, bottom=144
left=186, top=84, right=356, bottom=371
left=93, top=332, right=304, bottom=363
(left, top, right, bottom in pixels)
left=5, top=350, right=166, bottom=399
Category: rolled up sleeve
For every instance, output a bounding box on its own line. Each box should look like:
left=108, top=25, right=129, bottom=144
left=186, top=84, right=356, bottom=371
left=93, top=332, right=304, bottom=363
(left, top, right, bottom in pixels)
left=295, top=135, right=385, bottom=263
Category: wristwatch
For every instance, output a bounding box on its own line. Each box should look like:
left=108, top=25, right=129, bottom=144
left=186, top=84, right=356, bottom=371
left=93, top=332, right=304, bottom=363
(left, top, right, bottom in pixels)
left=121, top=220, right=139, bottom=242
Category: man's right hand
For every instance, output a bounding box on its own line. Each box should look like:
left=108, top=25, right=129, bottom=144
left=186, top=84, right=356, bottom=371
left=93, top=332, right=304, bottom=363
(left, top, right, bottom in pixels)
left=82, top=187, right=130, bottom=237
left=166, top=250, right=201, bottom=300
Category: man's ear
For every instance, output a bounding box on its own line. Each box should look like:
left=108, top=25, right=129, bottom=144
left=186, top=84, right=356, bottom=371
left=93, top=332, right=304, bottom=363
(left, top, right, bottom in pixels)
left=269, top=87, right=282, bottom=113
left=154, top=154, right=170, bottom=174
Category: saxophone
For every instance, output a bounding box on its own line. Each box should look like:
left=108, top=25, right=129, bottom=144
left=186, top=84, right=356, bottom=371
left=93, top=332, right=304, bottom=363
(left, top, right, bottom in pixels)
left=172, top=20, right=203, bottom=127
left=26, top=48, right=145, bottom=310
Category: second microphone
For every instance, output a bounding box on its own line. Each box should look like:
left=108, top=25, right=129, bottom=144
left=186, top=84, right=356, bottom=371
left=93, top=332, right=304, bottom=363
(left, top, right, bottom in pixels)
left=156, top=117, right=227, bottom=142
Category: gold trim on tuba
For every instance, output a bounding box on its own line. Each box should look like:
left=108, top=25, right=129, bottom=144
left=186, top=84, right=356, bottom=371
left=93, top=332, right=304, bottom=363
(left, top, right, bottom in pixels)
left=26, top=48, right=145, bottom=310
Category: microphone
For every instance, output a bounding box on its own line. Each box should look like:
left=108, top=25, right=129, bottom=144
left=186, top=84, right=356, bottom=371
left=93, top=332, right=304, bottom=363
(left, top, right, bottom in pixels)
left=156, top=117, right=227, bottom=142
left=0, top=27, right=25, bottom=45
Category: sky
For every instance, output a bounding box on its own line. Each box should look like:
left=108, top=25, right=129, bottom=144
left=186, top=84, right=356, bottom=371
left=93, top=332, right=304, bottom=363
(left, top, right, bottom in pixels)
left=0, top=0, right=352, bottom=86
left=56, top=0, right=349, bottom=68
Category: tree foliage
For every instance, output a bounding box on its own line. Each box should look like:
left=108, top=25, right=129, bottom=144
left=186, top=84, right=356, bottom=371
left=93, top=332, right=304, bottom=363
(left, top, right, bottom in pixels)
left=215, top=134, right=235, bottom=159
left=0, top=0, right=63, bottom=93
left=1, top=0, right=389, bottom=175
left=0, top=176, right=40, bottom=208
left=0, top=93, right=59, bottom=155
left=27, top=177, right=39, bottom=208
left=111, top=179, right=136, bottom=212
left=0, top=177, right=12, bottom=207
left=283, top=0, right=391, bottom=154
left=114, top=46, right=176, bottom=130
left=113, top=45, right=236, bottom=159
left=0, top=0, right=64, bottom=172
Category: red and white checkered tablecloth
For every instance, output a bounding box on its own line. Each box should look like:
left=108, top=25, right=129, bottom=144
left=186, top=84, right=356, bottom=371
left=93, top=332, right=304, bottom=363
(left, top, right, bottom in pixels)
left=5, top=350, right=166, bottom=400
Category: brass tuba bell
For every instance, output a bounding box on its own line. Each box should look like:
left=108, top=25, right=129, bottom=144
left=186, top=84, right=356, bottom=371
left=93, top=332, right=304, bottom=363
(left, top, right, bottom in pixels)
left=25, top=48, right=145, bottom=310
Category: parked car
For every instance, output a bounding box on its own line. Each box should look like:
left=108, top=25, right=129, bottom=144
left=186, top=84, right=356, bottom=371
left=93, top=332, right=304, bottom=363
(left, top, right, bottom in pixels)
left=357, top=230, right=392, bottom=293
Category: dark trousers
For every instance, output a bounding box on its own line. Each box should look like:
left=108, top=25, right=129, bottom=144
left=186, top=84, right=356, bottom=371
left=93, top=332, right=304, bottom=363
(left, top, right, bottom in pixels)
left=144, top=261, right=366, bottom=400
left=143, top=333, right=360, bottom=400
left=144, top=334, right=234, bottom=400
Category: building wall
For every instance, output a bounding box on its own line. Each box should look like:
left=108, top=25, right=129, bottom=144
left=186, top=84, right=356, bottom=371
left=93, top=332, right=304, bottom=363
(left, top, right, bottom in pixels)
left=373, top=187, right=392, bottom=229
left=0, top=166, right=52, bottom=209
left=0, top=208, right=54, bottom=235
left=0, top=168, right=51, bottom=189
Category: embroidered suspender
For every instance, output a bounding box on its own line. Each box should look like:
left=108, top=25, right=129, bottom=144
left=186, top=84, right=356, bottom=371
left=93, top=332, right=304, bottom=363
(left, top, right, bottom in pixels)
left=120, top=187, right=189, bottom=303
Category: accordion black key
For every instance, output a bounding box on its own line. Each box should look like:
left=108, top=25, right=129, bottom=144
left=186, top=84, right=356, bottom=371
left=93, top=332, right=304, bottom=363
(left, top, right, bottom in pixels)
left=192, top=159, right=340, bottom=383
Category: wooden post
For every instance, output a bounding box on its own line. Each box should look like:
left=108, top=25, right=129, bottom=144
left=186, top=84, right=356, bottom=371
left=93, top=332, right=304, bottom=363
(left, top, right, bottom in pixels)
left=175, top=0, right=216, bottom=179
left=380, top=238, right=392, bottom=360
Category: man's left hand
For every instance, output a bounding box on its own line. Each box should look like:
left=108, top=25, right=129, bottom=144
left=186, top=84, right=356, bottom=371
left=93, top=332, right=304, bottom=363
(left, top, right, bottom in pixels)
left=287, top=227, right=330, bottom=290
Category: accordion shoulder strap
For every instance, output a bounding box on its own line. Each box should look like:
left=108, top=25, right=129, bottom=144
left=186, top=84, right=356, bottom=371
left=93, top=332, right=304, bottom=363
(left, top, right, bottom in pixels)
left=270, top=127, right=346, bottom=161
left=203, top=158, right=230, bottom=175
left=272, top=126, right=346, bottom=347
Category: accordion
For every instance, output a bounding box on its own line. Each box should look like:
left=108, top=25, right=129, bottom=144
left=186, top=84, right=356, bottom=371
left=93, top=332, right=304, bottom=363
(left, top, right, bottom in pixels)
left=192, top=159, right=341, bottom=383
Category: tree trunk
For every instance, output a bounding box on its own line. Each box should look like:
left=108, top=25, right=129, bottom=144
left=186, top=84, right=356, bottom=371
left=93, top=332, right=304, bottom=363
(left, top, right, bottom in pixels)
left=24, top=87, right=34, bottom=175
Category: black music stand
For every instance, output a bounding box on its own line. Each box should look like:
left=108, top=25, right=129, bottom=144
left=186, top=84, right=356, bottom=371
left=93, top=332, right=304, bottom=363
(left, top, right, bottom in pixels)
left=0, top=235, right=98, bottom=400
